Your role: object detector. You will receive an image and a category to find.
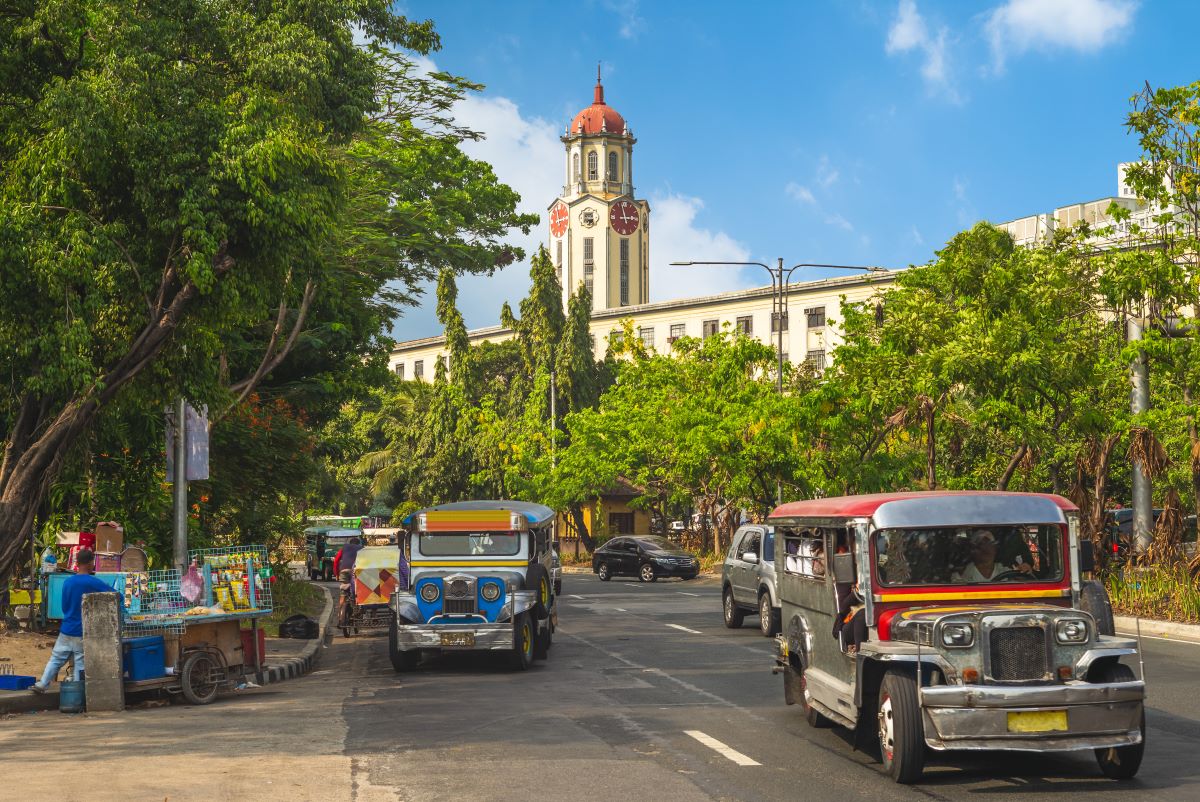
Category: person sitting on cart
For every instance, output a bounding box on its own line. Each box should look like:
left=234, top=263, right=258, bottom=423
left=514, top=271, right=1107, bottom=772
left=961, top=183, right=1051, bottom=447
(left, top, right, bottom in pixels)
left=31, top=548, right=122, bottom=694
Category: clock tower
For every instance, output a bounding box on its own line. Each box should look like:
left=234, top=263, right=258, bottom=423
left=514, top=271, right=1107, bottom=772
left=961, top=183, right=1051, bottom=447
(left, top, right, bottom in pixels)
left=549, top=69, right=650, bottom=311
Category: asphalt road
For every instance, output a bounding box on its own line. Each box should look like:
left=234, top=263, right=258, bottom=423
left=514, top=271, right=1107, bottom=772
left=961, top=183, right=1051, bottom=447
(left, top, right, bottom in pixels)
left=4, top=572, right=1200, bottom=801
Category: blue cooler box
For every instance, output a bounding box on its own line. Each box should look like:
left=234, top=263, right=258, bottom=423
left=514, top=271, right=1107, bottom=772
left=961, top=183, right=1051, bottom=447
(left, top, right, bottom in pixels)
left=123, top=635, right=166, bottom=681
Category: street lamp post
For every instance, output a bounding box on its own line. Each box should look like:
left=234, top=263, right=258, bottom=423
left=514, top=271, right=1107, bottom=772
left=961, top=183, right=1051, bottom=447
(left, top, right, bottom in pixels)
left=669, top=258, right=889, bottom=504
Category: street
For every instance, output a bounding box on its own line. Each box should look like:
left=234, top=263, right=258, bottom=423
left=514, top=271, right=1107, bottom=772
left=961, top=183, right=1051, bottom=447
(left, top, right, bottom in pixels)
left=3, top=572, right=1200, bottom=801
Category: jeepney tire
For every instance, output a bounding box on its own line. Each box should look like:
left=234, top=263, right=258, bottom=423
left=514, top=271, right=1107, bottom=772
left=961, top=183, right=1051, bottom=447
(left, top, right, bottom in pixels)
left=388, top=617, right=420, bottom=672
left=527, top=565, right=551, bottom=620
left=597, top=562, right=612, bottom=581
left=533, top=619, right=551, bottom=660
left=180, top=651, right=221, bottom=706
left=878, top=669, right=925, bottom=784
left=510, top=613, right=534, bottom=671
left=723, top=586, right=745, bottom=628
left=1080, top=579, right=1116, bottom=637
left=1093, top=663, right=1144, bottom=780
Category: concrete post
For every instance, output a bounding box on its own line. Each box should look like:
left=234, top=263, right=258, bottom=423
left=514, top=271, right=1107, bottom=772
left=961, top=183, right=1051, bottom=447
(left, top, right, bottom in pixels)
left=1128, top=316, right=1154, bottom=554
left=82, top=593, right=124, bottom=712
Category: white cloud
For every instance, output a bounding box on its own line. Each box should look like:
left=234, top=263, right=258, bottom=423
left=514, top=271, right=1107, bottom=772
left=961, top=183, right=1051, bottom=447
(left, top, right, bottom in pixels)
left=985, top=0, right=1135, bottom=73
left=816, top=155, right=840, bottom=189
left=884, top=0, right=958, bottom=101
left=952, top=176, right=977, bottom=226
left=602, top=0, right=647, bottom=40
left=648, top=193, right=754, bottom=301
left=390, top=57, right=564, bottom=340
left=785, top=182, right=816, bottom=204
left=825, top=213, right=855, bottom=232
left=910, top=225, right=925, bottom=246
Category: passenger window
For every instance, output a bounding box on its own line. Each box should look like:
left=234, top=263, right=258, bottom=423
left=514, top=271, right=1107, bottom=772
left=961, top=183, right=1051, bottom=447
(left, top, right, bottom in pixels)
left=740, top=533, right=760, bottom=560
left=783, top=532, right=826, bottom=579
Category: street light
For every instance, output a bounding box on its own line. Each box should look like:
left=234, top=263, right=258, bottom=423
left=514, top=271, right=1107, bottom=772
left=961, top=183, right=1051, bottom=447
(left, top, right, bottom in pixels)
left=669, top=259, right=890, bottom=395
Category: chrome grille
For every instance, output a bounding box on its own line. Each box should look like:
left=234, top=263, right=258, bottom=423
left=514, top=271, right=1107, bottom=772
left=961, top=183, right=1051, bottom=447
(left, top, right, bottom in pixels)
left=989, top=626, right=1047, bottom=681
left=443, top=598, right=475, bottom=615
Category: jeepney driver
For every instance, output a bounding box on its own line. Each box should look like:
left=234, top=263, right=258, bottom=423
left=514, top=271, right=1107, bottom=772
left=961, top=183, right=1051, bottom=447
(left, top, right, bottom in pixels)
left=953, top=529, right=1032, bottom=583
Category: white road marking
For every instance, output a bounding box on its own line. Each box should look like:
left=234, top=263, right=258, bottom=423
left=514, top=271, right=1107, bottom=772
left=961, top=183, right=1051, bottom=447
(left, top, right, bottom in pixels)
left=676, top=591, right=700, bottom=597
left=684, top=730, right=761, bottom=766
left=614, top=608, right=627, bottom=612
left=667, top=623, right=702, bottom=634
left=568, top=594, right=587, bottom=599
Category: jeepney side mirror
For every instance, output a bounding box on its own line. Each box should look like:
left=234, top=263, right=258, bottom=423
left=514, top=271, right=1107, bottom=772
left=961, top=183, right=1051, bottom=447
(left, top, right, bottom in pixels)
left=1079, top=540, right=1095, bottom=574
left=833, top=553, right=855, bottom=584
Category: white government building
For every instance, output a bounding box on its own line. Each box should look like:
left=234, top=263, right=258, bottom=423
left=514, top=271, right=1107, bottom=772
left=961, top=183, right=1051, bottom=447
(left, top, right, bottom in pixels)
left=388, top=75, right=1143, bottom=381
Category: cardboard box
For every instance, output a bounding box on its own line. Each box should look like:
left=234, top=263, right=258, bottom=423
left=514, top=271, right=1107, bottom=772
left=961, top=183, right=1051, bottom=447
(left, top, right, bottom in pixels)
left=93, top=552, right=122, bottom=573
left=94, top=522, right=124, bottom=554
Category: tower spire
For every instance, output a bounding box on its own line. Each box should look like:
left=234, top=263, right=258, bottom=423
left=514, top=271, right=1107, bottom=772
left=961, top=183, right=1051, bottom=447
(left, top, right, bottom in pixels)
left=594, top=62, right=604, bottom=104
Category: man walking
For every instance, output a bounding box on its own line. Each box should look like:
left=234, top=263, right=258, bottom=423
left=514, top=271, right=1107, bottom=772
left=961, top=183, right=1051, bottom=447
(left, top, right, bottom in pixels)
left=31, top=548, right=120, bottom=693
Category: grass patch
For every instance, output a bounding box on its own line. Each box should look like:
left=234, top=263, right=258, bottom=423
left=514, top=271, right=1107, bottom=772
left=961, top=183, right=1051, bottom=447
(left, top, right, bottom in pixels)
left=1106, top=563, right=1200, bottom=624
left=259, top=569, right=326, bottom=637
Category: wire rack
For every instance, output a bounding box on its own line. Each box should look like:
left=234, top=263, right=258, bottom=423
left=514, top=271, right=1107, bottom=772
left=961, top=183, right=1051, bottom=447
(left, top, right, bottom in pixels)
left=190, top=545, right=274, bottom=613
left=122, top=569, right=187, bottom=636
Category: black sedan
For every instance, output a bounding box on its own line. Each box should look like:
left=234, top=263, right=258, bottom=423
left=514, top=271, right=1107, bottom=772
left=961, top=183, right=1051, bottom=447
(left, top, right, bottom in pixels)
left=592, top=535, right=700, bottom=582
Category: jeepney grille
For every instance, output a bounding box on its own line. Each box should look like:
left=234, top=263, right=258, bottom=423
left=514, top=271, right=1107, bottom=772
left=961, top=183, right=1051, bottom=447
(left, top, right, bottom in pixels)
left=989, top=627, right=1047, bottom=681
left=443, top=578, right=475, bottom=615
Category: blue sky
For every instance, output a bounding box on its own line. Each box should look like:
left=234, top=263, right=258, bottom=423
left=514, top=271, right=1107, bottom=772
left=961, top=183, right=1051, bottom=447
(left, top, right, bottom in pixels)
left=391, top=0, right=1200, bottom=341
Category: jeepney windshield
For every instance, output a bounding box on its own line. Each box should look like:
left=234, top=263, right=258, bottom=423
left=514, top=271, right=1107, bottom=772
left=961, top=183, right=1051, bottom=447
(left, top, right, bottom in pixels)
left=874, top=524, right=1063, bottom=587
left=418, top=531, right=521, bottom=557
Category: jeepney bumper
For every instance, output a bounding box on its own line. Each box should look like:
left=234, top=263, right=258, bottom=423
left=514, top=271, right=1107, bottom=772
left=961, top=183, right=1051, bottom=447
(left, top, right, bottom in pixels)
left=920, top=680, right=1144, bottom=752
left=393, top=623, right=514, bottom=652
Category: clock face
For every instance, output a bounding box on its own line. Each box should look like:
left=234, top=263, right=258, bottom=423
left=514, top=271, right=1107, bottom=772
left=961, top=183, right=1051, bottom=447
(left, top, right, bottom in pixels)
left=609, top=200, right=640, bottom=235
left=549, top=201, right=569, bottom=238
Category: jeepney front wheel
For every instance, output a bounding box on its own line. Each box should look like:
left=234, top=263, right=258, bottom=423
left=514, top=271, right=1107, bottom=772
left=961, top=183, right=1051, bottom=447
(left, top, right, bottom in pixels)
left=510, top=613, right=534, bottom=671
left=878, top=669, right=925, bottom=784
left=388, top=616, right=420, bottom=672
left=1093, top=663, right=1144, bottom=780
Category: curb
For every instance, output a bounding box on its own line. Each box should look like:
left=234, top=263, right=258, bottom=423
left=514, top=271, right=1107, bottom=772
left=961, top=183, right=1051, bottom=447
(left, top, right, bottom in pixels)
left=257, top=582, right=335, bottom=686
left=1115, top=614, right=1200, bottom=643
left=1, top=585, right=337, bottom=715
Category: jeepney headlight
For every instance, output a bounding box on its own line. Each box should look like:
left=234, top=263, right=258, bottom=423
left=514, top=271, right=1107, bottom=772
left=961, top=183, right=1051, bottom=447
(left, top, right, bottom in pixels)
left=419, top=582, right=440, bottom=603
left=941, top=623, right=974, bottom=648
left=480, top=581, right=502, bottom=602
left=1055, top=618, right=1088, bottom=643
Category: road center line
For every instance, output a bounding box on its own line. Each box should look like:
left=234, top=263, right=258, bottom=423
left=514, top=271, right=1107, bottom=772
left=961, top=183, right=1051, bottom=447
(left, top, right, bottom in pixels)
left=676, top=591, right=700, bottom=597
left=684, top=730, right=761, bottom=766
left=614, top=608, right=627, bottom=612
left=667, top=623, right=702, bottom=634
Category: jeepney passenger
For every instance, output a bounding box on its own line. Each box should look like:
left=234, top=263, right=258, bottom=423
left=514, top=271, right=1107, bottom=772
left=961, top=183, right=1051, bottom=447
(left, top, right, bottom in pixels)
left=952, top=529, right=1033, bottom=582
left=832, top=534, right=867, bottom=653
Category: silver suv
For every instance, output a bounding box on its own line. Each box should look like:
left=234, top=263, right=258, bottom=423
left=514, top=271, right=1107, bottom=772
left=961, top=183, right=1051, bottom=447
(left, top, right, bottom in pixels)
left=721, top=524, right=778, bottom=636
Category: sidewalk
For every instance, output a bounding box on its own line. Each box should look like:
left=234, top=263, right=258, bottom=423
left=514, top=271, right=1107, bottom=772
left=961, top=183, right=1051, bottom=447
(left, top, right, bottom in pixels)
left=1114, top=614, right=1200, bottom=643
left=0, top=584, right=335, bottom=715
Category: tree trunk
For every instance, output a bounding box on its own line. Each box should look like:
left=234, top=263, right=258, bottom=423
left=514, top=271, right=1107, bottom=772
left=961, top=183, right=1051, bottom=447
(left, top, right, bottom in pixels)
left=568, top=502, right=594, bottom=551
left=997, top=444, right=1027, bottom=491
left=925, top=406, right=937, bottom=490
left=1186, top=386, right=1200, bottom=526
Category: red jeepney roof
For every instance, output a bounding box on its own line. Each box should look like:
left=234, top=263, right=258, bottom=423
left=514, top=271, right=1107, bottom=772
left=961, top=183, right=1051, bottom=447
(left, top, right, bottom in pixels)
left=768, top=491, right=1077, bottom=521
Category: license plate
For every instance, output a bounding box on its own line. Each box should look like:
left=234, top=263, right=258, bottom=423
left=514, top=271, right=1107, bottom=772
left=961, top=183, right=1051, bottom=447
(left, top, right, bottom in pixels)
left=1007, top=710, right=1068, bottom=733
left=439, top=632, right=475, bottom=648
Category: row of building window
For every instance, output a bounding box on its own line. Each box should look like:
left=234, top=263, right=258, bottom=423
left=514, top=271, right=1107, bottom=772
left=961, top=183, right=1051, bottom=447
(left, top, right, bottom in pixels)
left=573, top=151, right=621, bottom=183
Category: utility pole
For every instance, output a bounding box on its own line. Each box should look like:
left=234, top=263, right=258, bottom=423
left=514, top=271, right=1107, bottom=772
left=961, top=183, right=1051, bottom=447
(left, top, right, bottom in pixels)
left=172, top=396, right=189, bottom=569
left=1128, top=316, right=1153, bottom=554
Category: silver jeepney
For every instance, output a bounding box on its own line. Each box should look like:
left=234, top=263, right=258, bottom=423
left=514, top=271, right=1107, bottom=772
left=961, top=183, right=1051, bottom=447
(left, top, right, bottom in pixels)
left=770, top=492, right=1145, bottom=783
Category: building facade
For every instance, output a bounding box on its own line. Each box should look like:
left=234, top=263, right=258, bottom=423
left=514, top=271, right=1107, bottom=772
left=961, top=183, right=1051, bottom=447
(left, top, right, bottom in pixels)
left=388, top=73, right=897, bottom=381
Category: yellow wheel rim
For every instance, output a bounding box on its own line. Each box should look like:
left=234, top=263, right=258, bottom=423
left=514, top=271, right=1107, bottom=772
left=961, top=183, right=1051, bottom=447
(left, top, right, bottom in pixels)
left=522, top=622, right=532, bottom=654
left=540, top=578, right=549, bottom=606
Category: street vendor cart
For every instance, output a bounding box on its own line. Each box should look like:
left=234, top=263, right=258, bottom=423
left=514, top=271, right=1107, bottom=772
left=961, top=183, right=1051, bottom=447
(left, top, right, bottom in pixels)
left=118, top=546, right=274, bottom=704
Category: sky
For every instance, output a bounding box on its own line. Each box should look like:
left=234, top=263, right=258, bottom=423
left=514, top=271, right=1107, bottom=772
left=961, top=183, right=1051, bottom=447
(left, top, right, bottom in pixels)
left=390, top=0, right=1200, bottom=341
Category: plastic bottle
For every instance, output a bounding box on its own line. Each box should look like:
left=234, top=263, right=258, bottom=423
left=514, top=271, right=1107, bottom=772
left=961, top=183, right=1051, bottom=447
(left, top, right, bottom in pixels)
left=40, top=548, right=57, bottom=574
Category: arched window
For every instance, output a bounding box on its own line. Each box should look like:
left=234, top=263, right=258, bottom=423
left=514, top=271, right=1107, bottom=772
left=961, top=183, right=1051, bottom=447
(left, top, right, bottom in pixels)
left=587, top=151, right=598, bottom=180
left=573, top=153, right=580, bottom=181
left=608, top=152, right=618, bottom=181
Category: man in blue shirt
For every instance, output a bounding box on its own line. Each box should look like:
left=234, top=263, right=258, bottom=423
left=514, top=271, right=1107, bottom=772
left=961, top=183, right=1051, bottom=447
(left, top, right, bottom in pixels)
left=31, top=548, right=121, bottom=693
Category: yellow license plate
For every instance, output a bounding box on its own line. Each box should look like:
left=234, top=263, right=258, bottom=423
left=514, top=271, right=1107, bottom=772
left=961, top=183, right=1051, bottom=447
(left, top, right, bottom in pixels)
left=440, top=632, right=475, bottom=648
left=1007, top=710, right=1068, bottom=733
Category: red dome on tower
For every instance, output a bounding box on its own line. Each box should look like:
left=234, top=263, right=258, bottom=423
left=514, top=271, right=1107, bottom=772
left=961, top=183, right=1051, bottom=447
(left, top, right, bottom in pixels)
left=569, top=69, right=627, bottom=136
